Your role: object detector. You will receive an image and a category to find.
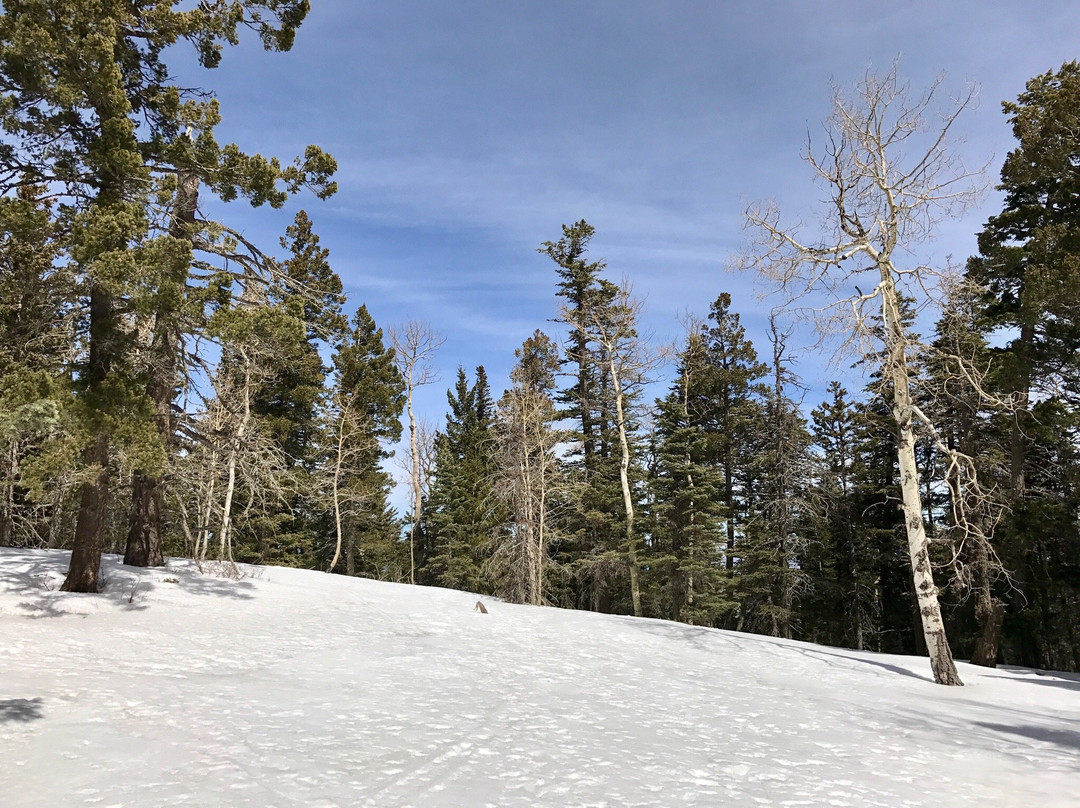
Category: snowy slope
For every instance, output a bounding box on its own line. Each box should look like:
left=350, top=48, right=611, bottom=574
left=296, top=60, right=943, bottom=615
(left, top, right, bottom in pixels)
left=1, top=548, right=1078, bottom=808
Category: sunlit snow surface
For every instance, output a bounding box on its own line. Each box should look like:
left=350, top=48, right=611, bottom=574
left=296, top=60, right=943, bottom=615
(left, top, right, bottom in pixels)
left=2, top=548, right=1078, bottom=807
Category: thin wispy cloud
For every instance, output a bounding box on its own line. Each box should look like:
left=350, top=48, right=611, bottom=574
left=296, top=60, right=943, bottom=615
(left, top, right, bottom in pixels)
left=176, top=0, right=1080, bottom=431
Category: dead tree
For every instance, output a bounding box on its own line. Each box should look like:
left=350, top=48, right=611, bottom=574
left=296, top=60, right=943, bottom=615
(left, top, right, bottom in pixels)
left=739, top=66, right=991, bottom=686
left=323, top=396, right=377, bottom=573
left=490, top=331, right=564, bottom=605
left=390, top=322, right=443, bottom=584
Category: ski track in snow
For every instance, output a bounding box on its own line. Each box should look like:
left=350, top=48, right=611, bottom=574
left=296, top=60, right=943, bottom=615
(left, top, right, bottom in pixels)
left=2, top=548, right=1078, bottom=807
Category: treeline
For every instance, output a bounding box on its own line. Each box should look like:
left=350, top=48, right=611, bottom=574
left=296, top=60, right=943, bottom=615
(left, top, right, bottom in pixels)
left=419, top=66, right=1080, bottom=676
left=1, top=5, right=1078, bottom=672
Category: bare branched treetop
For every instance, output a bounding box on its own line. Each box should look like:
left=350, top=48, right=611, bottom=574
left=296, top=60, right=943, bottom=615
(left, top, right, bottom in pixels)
left=737, top=64, right=993, bottom=686
left=738, top=64, right=987, bottom=353
left=390, top=321, right=445, bottom=387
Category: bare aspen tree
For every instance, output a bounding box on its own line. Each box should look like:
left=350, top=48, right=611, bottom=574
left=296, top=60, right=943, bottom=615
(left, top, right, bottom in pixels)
left=491, top=331, right=564, bottom=605
left=390, top=322, right=443, bottom=584
left=175, top=318, right=294, bottom=574
left=563, top=283, right=657, bottom=618
left=739, top=67, right=988, bottom=686
left=324, top=397, right=377, bottom=573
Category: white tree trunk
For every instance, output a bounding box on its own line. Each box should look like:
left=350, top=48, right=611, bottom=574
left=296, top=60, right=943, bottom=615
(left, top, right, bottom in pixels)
left=407, top=381, right=420, bottom=585
left=883, top=277, right=962, bottom=687
left=218, top=360, right=251, bottom=570
left=328, top=402, right=349, bottom=574
left=609, top=355, right=642, bottom=618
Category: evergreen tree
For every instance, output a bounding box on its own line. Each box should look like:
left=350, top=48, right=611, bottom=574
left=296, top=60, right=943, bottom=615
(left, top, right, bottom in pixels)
left=802, top=382, right=888, bottom=650
left=325, top=304, right=405, bottom=578
left=241, top=211, right=346, bottom=566
left=736, top=320, right=812, bottom=639
left=649, top=327, right=727, bottom=624
left=0, top=186, right=73, bottom=548
left=539, top=221, right=627, bottom=612
left=965, top=62, right=1080, bottom=671
left=702, top=293, right=767, bottom=611
left=421, top=366, right=503, bottom=593
left=0, top=0, right=334, bottom=590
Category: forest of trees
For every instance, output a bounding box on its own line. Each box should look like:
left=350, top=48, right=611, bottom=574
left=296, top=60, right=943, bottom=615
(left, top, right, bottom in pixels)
left=1, top=5, right=1078, bottom=679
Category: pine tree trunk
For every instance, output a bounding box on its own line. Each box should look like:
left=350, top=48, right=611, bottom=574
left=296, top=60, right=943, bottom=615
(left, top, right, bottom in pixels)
left=125, top=473, right=165, bottom=566
left=63, top=282, right=115, bottom=593
left=0, top=443, right=15, bottom=547
left=970, top=602, right=1005, bottom=667
left=346, top=525, right=356, bottom=576
left=62, top=433, right=109, bottom=592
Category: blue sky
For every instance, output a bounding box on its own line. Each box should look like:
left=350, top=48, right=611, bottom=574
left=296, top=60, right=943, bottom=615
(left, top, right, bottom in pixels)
left=186, top=0, right=1080, bottom=481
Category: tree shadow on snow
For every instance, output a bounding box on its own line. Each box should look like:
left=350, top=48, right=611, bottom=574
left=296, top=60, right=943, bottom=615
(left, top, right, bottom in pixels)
left=975, top=721, right=1080, bottom=754
left=0, top=697, right=44, bottom=723
left=174, top=572, right=257, bottom=601
left=1, top=551, right=257, bottom=618
left=978, top=668, right=1080, bottom=693
left=792, top=647, right=932, bottom=683
left=627, top=618, right=933, bottom=683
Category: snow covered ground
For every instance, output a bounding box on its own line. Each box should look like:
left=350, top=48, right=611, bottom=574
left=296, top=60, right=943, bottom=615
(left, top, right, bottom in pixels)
left=1, top=548, right=1078, bottom=808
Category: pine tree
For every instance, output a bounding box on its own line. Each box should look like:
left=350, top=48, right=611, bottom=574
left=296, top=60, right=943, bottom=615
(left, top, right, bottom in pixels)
left=539, top=221, right=627, bottom=612
left=968, top=62, right=1080, bottom=495
left=0, top=1, right=335, bottom=590
left=702, top=293, right=768, bottom=611
left=965, top=62, right=1080, bottom=671
left=421, top=367, right=503, bottom=593
left=736, top=319, right=812, bottom=639
left=325, top=304, right=405, bottom=577
left=805, top=382, right=862, bottom=647
left=241, top=211, right=346, bottom=566
left=0, top=186, right=73, bottom=548
left=650, top=327, right=727, bottom=624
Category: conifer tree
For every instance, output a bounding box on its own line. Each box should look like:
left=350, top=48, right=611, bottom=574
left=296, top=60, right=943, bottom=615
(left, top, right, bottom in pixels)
left=804, top=382, right=870, bottom=648
left=965, top=62, right=1080, bottom=670
left=325, top=304, right=405, bottom=576
left=539, top=221, right=627, bottom=611
left=421, top=367, right=503, bottom=593
left=702, top=293, right=768, bottom=594
left=0, top=0, right=334, bottom=590
left=736, top=319, right=812, bottom=639
left=650, top=327, right=726, bottom=624
left=967, top=61, right=1080, bottom=496
left=0, top=186, right=73, bottom=548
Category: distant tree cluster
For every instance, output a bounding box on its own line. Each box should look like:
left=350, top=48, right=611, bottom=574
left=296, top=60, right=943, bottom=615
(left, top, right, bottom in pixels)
left=1, top=5, right=1078, bottom=678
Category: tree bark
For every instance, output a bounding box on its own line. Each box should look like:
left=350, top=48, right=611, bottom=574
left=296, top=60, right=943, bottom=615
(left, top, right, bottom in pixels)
left=970, top=601, right=1005, bottom=668
left=328, top=402, right=349, bottom=573
left=125, top=472, right=165, bottom=566
left=62, top=432, right=109, bottom=592
left=885, top=277, right=963, bottom=686
left=608, top=355, right=641, bottom=617
left=406, top=382, right=420, bottom=585
left=63, top=282, right=115, bottom=593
